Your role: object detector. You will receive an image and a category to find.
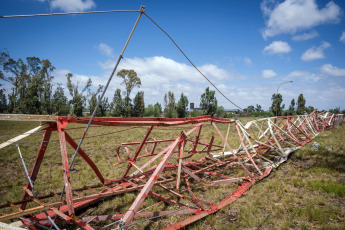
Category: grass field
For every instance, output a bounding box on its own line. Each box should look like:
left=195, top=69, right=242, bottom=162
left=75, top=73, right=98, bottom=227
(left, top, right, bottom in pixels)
left=0, top=118, right=344, bottom=229
left=186, top=124, right=345, bottom=230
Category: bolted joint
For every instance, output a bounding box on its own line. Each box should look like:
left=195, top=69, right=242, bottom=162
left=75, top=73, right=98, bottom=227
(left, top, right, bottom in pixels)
left=140, top=5, right=146, bottom=13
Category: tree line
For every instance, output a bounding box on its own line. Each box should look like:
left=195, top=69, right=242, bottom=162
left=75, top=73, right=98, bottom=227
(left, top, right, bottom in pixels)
left=0, top=52, right=221, bottom=118
left=1, top=52, right=343, bottom=117
left=244, top=93, right=345, bottom=117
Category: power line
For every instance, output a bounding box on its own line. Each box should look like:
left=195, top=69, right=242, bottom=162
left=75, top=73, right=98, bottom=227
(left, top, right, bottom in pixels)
left=143, top=13, right=244, bottom=111
left=0, top=9, right=139, bottom=18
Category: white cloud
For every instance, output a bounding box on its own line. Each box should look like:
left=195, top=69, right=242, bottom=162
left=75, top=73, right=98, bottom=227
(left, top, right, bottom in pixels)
left=262, top=69, right=277, bottom=78
left=100, top=56, right=237, bottom=85
left=261, top=0, right=341, bottom=39
left=301, top=41, right=330, bottom=61
left=46, top=0, right=96, bottom=12
left=340, top=31, right=345, bottom=43
left=243, top=57, right=253, bottom=66
left=292, top=31, right=319, bottom=41
left=97, top=43, right=114, bottom=58
left=287, top=70, right=321, bottom=81
left=95, top=56, right=246, bottom=106
left=320, top=64, right=345, bottom=77
left=321, top=85, right=345, bottom=106
left=263, top=41, right=291, bottom=55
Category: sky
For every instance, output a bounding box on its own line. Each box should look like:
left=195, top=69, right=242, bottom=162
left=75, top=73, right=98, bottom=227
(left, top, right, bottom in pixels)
left=1, top=0, right=345, bottom=111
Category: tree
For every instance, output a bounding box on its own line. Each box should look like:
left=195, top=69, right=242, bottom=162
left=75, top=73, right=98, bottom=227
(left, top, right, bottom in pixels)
left=25, top=74, right=41, bottom=114
left=176, top=93, right=189, bottom=118
left=200, top=87, right=217, bottom=116
left=66, top=73, right=92, bottom=116
left=51, top=85, right=69, bottom=115
left=216, top=106, right=225, bottom=117
left=39, top=59, right=55, bottom=114
left=144, top=104, right=154, bottom=117
left=255, top=104, right=263, bottom=112
left=117, top=69, right=141, bottom=117
left=25, top=57, right=43, bottom=114
left=270, top=93, right=283, bottom=116
left=89, top=85, right=109, bottom=117
left=191, top=110, right=203, bottom=117
left=305, top=106, right=315, bottom=114
left=1, top=53, right=55, bottom=114
left=0, top=53, right=7, bottom=111
left=287, top=98, right=295, bottom=115
left=246, top=105, right=255, bottom=113
left=297, top=94, right=306, bottom=115
left=0, top=50, right=10, bottom=82
left=4, top=57, right=28, bottom=113
left=99, top=97, right=109, bottom=116
left=164, top=91, right=177, bottom=118
left=153, top=102, right=162, bottom=117
left=0, top=87, right=7, bottom=113
left=133, top=91, right=145, bottom=117
left=329, top=107, right=340, bottom=114
left=111, top=89, right=123, bottom=117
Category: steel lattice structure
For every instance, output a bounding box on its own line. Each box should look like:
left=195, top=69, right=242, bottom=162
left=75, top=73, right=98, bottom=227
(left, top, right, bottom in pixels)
left=0, top=111, right=343, bottom=229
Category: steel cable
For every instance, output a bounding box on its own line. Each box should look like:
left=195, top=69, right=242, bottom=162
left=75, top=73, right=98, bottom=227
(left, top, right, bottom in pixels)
left=0, top=10, right=140, bottom=18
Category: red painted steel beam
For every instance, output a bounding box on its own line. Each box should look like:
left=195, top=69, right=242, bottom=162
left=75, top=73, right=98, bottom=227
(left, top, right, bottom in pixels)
left=37, top=209, right=199, bottom=226
left=57, top=120, right=75, bottom=216
left=64, top=131, right=105, bottom=184
left=235, top=124, right=263, bottom=175
left=56, top=115, right=236, bottom=127
left=118, top=132, right=187, bottom=228
left=212, top=122, right=252, bottom=177
left=121, top=126, right=154, bottom=178
left=164, top=167, right=272, bottom=230
left=191, top=124, right=202, bottom=153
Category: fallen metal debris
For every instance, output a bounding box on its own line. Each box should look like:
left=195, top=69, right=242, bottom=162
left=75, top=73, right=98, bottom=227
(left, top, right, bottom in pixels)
left=0, top=110, right=343, bottom=229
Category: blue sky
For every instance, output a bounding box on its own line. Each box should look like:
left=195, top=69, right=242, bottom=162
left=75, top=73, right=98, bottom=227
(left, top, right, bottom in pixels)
left=1, top=0, right=345, bottom=111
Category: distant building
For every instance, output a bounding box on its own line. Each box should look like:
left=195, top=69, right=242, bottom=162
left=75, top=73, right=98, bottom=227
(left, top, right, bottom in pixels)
left=190, top=103, right=202, bottom=111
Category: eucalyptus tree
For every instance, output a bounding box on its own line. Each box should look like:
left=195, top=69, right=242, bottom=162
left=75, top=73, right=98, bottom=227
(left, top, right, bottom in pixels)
left=176, top=93, right=189, bottom=118
left=200, top=87, right=217, bottom=116
left=133, top=91, right=145, bottom=117
left=117, top=69, right=141, bottom=117
left=111, top=88, right=123, bottom=117
left=164, top=91, right=177, bottom=118
left=51, top=85, right=69, bottom=115
left=297, top=94, right=306, bottom=115
left=66, top=73, right=92, bottom=117
left=89, top=85, right=109, bottom=117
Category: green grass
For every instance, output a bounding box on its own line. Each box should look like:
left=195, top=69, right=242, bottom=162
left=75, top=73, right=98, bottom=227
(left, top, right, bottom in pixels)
left=0, top=119, right=344, bottom=229
left=185, top=125, right=345, bottom=230
left=309, top=181, right=345, bottom=197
